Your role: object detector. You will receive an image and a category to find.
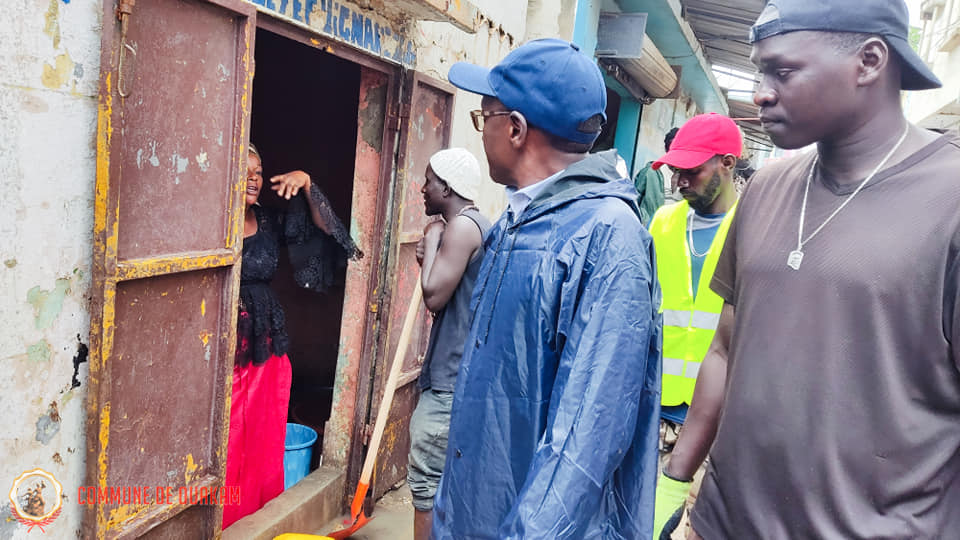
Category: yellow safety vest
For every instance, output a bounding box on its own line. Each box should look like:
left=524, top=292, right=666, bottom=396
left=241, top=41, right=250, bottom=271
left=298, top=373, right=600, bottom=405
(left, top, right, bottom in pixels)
left=649, top=200, right=737, bottom=406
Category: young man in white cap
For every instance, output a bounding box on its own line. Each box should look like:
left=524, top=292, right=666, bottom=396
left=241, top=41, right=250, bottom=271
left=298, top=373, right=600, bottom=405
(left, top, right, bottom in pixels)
left=407, top=148, right=490, bottom=540
left=431, top=39, right=662, bottom=539
left=655, top=1, right=960, bottom=538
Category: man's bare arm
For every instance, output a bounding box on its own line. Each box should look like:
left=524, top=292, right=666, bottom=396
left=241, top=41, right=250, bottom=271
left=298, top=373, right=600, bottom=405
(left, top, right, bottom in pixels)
left=420, top=216, right=483, bottom=312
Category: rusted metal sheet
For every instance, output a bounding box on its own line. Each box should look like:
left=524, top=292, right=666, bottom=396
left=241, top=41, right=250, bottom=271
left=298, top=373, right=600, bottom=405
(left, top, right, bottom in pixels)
left=370, top=72, right=454, bottom=500
left=317, top=65, right=393, bottom=480
left=86, top=0, right=254, bottom=537
left=136, top=505, right=214, bottom=540
left=115, top=249, right=236, bottom=280
left=101, top=270, right=229, bottom=535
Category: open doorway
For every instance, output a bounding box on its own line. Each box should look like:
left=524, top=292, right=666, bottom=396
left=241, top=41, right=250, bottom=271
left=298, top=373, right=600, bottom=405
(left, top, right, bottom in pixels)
left=592, top=87, right=622, bottom=152
left=250, top=28, right=361, bottom=471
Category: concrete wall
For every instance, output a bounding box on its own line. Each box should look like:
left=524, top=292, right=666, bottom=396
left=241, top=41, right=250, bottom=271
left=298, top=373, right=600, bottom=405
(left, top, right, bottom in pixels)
left=525, top=0, right=578, bottom=41
left=413, top=0, right=526, bottom=219
left=633, top=93, right=697, bottom=172
left=0, top=0, right=102, bottom=537
left=414, top=0, right=578, bottom=220
left=905, top=0, right=960, bottom=129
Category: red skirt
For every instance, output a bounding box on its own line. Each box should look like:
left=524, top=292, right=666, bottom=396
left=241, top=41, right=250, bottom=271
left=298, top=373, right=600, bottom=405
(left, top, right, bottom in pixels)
left=223, top=352, right=292, bottom=529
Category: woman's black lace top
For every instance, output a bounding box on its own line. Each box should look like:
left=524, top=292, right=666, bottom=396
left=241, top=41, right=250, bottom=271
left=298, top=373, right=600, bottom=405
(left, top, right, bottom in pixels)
left=237, top=205, right=289, bottom=367
left=285, top=184, right=362, bottom=293
left=237, top=187, right=361, bottom=367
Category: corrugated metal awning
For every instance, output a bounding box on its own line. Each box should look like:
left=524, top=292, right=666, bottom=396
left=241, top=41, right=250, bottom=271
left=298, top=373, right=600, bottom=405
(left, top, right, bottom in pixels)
left=681, top=0, right=772, bottom=149
left=729, top=99, right=772, bottom=150
left=683, top=0, right=762, bottom=74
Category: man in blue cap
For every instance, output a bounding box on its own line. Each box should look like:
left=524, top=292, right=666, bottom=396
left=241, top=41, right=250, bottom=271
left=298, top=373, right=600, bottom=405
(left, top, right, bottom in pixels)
left=653, top=1, right=960, bottom=538
left=431, top=38, right=662, bottom=539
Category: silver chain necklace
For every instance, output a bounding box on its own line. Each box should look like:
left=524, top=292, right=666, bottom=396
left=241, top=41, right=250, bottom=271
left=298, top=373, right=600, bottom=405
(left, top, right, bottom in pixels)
left=687, top=210, right=709, bottom=258
left=787, top=123, right=910, bottom=271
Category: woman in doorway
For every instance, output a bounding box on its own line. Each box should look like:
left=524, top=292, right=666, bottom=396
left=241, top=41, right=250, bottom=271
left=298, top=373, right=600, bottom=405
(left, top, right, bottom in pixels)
left=224, top=144, right=360, bottom=528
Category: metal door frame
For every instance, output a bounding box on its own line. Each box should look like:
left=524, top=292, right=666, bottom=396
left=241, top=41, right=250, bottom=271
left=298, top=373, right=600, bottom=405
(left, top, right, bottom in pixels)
left=253, top=12, right=406, bottom=507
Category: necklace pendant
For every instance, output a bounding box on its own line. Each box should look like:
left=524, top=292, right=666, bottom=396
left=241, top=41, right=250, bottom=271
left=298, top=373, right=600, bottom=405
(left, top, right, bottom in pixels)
left=787, top=250, right=804, bottom=270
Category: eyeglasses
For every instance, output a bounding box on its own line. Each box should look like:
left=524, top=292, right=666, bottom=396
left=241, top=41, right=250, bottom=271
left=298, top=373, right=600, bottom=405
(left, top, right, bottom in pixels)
left=470, top=109, right=512, bottom=132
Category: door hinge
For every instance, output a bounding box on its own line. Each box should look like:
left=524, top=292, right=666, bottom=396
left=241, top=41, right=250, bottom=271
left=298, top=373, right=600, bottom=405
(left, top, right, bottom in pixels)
left=388, top=103, right=411, bottom=132
left=362, top=423, right=374, bottom=445
left=116, top=0, right=135, bottom=23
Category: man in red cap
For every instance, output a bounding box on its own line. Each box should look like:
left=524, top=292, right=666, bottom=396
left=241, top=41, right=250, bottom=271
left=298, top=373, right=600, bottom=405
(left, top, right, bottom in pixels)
left=645, top=112, right=742, bottom=539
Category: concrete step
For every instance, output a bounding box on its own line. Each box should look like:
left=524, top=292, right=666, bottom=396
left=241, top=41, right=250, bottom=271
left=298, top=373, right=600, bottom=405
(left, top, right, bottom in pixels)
left=223, top=466, right=344, bottom=540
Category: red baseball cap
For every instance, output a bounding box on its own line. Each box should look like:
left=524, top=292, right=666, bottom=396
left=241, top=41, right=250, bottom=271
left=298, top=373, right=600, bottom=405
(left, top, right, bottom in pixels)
left=652, top=113, right=742, bottom=170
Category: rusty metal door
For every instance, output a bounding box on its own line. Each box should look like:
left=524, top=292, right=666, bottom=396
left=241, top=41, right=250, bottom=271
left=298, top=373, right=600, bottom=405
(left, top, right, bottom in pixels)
left=368, top=72, right=455, bottom=501
left=85, top=0, right=254, bottom=538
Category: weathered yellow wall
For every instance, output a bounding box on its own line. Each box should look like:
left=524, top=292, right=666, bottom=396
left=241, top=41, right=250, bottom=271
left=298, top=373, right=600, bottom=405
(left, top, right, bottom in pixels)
left=1, top=0, right=102, bottom=537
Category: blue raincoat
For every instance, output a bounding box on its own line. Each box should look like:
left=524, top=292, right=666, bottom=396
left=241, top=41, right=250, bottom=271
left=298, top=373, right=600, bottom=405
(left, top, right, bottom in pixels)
left=432, top=150, right=662, bottom=539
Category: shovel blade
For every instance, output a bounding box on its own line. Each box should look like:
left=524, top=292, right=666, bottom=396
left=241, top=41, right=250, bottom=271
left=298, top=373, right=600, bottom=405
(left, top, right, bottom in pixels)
left=326, top=512, right=372, bottom=540
left=326, top=480, right=373, bottom=539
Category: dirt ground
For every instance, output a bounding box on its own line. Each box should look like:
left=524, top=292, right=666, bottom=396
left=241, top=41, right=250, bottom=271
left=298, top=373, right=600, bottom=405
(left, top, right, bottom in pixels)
left=314, top=479, right=690, bottom=539
left=318, top=484, right=414, bottom=540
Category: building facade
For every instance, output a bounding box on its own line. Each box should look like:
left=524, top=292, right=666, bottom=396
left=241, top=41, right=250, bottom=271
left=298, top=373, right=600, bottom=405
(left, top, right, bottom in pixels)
left=905, top=0, right=960, bottom=129
left=569, top=0, right=770, bottom=192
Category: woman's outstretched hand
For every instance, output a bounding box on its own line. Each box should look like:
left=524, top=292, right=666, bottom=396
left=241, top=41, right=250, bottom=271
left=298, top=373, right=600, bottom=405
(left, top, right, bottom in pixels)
left=270, top=170, right=311, bottom=200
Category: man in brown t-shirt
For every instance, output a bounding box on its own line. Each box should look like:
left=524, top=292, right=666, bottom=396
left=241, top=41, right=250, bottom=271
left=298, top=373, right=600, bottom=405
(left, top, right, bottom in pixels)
left=656, top=1, right=960, bottom=538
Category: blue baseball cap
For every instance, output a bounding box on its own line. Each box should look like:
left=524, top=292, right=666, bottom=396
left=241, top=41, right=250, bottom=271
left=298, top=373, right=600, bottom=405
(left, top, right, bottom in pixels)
left=750, top=0, right=941, bottom=90
left=448, top=38, right=607, bottom=145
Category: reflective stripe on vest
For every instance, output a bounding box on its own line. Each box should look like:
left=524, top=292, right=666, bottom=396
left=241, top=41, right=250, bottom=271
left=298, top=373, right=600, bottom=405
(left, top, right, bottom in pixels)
left=649, top=200, right=736, bottom=406
left=663, top=357, right=704, bottom=378
left=662, top=309, right=722, bottom=331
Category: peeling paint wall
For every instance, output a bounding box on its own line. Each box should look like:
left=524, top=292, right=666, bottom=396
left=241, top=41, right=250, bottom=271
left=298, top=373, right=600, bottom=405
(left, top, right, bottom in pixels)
left=0, top=0, right=101, bottom=537
left=413, top=0, right=561, bottom=221
left=632, top=93, right=697, bottom=189
left=635, top=92, right=697, bottom=166
left=524, top=0, right=578, bottom=41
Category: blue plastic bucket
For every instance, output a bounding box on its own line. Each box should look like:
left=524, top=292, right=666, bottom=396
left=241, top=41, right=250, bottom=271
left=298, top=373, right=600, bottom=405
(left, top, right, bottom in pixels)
left=283, top=423, right=318, bottom=490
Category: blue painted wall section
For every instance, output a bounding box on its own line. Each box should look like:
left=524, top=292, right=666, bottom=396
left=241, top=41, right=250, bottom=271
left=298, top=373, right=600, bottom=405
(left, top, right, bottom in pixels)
left=572, top=0, right=600, bottom=57
left=613, top=100, right=642, bottom=176
left=251, top=0, right=417, bottom=66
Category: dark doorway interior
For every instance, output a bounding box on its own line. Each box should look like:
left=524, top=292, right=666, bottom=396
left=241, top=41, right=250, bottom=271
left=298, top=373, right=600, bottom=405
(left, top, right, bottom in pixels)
left=592, top=87, right=621, bottom=153
left=250, top=28, right=361, bottom=469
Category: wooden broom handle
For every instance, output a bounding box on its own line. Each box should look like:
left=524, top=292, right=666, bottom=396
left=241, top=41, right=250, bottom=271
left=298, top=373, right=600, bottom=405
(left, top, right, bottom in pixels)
left=359, top=279, right=424, bottom=484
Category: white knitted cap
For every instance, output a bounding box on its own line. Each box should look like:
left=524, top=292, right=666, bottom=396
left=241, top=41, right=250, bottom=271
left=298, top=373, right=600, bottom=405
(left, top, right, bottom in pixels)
left=429, top=148, right=482, bottom=202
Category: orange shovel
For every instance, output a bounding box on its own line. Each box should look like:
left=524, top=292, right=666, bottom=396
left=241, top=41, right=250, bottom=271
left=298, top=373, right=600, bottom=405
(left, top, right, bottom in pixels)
left=327, top=279, right=424, bottom=539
